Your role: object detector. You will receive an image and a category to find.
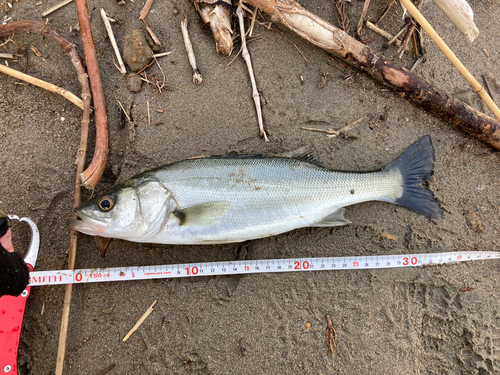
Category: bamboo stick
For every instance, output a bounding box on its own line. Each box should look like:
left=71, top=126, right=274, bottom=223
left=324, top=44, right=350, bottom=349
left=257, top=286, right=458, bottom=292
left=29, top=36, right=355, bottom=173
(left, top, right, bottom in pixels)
left=400, top=0, right=500, bottom=122
left=0, top=64, right=84, bottom=109
left=244, top=0, right=500, bottom=149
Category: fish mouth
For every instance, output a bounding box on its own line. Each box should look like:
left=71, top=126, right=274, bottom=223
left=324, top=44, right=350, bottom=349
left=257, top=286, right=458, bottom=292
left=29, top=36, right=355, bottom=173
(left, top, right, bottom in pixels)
left=69, top=210, right=107, bottom=235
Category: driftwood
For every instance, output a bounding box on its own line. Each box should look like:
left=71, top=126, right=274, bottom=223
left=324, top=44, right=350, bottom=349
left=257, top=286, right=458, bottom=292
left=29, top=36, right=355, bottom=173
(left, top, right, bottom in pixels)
left=193, top=0, right=233, bottom=55
left=244, top=0, right=500, bottom=150
left=431, top=0, right=479, bottom=42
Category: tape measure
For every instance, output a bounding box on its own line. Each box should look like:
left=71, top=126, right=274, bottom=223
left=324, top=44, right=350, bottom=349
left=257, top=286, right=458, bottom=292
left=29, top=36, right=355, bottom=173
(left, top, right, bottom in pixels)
left=29, top=251, right=500, bottom=286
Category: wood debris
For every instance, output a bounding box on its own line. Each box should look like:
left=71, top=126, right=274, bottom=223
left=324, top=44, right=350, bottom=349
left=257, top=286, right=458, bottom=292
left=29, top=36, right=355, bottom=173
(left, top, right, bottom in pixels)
left=381, top=232, right=398, bottom=241
left=100, top=9, right=126, bottom=74
left=326, top=314, right=337, bottom=356
left=41, top=0, right=74, bottom=17
left=181, top=16, right=202, bottom=85
left=122, top=300, right=157, bottom=342
left=0, top=64, right=84, bottom=109
left=236, top=5, right=268, bottom=141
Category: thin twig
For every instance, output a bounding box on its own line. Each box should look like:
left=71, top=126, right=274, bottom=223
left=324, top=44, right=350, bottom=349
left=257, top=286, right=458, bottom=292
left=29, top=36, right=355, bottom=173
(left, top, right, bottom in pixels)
left=100, top=8, right=126, bottom=74
left=395, top=0, right=423, bottom=59
left=365, top=20, right=401, bottom=46
left=147, top=100, right=151, bottom=125
left=249, top=6, right=258, bottom=37
left=293, top=44, right=309, bottom=69
left=41, top=0, right=74, bottom=17
left=139, top=0, right=155, bottom=21
left=237, top=6, right=269, bottom=141
left=122, top=301, right=157, bottom=342
left=356, top=0, right=370, bottom=36
left=374, top=0, right=394, bottom=24
left=142, top=20, right=161, bottom=47
left=181, top=16, right=202, bottom=85
left=0, top=64, right=84, bottom=109
left=153, top=51, right=172, bottom=58
left=117, top=99, right=131, bottom=122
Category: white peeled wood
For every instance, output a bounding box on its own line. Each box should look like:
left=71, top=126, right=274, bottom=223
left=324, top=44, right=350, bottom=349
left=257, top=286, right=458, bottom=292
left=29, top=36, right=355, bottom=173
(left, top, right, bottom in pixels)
left=431, top=0, right=479, bottom=42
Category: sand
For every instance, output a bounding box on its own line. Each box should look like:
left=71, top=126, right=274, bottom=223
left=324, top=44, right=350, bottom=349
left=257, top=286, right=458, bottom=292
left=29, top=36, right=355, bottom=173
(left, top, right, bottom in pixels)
left=1, top=0, right=499, bottom=373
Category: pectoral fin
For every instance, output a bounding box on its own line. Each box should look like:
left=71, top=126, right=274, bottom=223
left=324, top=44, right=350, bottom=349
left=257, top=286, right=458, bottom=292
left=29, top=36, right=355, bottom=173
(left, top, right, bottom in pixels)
left=173, top=201, right=231, bottom=226
left=310, top=208, right=351, bottom=227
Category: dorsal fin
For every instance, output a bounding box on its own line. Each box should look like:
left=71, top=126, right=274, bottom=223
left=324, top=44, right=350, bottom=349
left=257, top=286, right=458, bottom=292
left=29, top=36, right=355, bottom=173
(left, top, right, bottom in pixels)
left=192, top=145, right=322, bottom=166
left=276, top=145, right=322, bottom=166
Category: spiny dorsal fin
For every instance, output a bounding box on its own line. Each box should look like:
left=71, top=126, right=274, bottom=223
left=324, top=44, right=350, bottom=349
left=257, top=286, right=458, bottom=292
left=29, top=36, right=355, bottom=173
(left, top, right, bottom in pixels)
left=194, top=145, right=322, bottom=166
left=276, top=145, right=322, bottom=166
left=173, top=201, right=231, bottom=226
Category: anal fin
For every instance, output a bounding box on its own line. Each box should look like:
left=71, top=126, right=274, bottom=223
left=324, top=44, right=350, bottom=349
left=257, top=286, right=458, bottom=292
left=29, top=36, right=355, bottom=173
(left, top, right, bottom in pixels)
left=310, top=208, right=351, bottom=227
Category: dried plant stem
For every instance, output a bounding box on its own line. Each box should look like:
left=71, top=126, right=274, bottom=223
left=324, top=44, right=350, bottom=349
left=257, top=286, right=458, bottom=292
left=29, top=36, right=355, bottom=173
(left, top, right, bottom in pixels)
left=236, top=6, right=268, bottom=141
left=400, top=0, right=500, bottom=122
left=139, top=0, right=155, bottom=21
left=0, top=64, right=84, bottom=109
left=244, top=0, right=500, bottom=149
left=193, top=0, right=233, bottom=56
left=365, top=20, right=401, bottom=47
left=356, top=0, right=370, bottom=36
left=77, top=0, right=109, bottom=189
left=395, top=0, right=423, bottom=59
left=374, top=0, right=394, bottom=24
left=41, top=0, right=74, bottom=17
left=122, top=300, right=157, bottom=342
left=181, top=16, right=202, bottom=85
left=100, top=8, right=126, bottom=74
left=0, top=52, right=14, bottom=58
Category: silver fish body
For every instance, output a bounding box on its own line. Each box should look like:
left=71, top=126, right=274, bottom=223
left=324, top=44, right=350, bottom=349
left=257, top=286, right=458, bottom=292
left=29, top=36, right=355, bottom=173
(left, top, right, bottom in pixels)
left=71, top=136, right=442, bottom=244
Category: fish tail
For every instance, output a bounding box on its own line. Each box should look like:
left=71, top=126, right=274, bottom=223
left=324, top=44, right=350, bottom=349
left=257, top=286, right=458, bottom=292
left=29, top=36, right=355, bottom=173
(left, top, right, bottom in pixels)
left=384, top=135, right=443, bottom=219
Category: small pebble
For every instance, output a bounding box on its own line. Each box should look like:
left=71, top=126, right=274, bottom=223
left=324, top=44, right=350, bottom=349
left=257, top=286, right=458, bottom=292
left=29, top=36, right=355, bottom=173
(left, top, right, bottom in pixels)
left=126, top=74, right=143, bottom=93
left=305, top=322, right=311, bottom=330
left=173, top=8, right=179, bottom=15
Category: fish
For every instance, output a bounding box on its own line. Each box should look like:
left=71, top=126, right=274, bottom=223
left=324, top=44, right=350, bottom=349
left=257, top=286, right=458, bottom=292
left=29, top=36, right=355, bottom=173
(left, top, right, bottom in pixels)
left=70, top=136, right=443, bottom=244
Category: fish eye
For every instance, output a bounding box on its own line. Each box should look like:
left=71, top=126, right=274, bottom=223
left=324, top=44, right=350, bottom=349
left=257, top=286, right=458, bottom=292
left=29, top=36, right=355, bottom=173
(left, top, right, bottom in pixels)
left=97, top=195, right=115, bottom=211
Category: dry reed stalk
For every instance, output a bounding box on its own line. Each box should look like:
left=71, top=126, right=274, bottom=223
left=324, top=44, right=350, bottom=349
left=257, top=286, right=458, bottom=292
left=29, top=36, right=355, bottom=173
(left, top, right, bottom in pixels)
left=0, top=64, right=84, bottom=109
left=244, top=0, right=500, bottom=149
left=236, top=6, right=269, bottom=141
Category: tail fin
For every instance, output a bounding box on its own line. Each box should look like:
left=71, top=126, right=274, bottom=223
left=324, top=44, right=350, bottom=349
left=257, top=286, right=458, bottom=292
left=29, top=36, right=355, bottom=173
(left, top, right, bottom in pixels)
left=385, top=136, right=443, bottom=219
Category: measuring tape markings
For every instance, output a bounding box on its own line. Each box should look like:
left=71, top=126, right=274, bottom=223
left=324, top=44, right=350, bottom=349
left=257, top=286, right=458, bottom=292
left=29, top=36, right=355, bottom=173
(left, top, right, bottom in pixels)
left=28, top=251, right=500, bottom=286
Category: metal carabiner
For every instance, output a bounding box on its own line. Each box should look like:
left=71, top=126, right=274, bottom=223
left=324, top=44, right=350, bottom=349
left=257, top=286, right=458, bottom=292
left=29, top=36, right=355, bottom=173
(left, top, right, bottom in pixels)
left=7, top=215, right=40, bottom=269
